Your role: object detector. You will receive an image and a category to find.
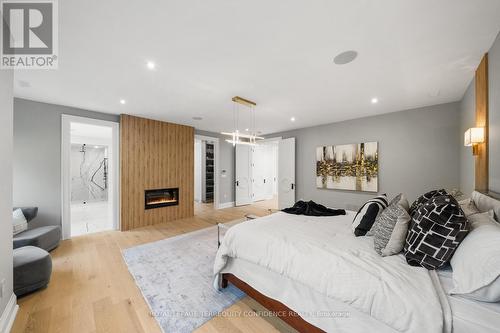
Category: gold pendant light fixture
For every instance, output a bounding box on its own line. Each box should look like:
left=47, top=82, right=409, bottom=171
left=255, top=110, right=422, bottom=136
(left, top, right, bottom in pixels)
left=221, top=96, right=264, bottom=146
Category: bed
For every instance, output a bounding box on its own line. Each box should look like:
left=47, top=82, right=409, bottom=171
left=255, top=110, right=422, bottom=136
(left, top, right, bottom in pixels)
left=213, top=191, right=500, bottom=333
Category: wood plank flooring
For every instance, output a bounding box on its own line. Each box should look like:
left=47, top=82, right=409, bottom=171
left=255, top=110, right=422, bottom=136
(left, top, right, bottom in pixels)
left=12, top=200, right=295, bottom=333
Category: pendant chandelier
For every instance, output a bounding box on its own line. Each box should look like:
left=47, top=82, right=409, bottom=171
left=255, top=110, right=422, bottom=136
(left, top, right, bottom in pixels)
left=221, top=96, right=264, bottom=146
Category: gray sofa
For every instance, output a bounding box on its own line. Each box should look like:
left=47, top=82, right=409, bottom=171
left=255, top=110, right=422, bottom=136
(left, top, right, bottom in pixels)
left=13, top=207, right=61, bottom=252
left=12, top=207, right=60, bottom=296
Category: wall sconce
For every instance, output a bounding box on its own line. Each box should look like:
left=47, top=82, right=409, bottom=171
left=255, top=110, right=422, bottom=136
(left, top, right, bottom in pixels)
left=464, top=127, right=485, bottom=156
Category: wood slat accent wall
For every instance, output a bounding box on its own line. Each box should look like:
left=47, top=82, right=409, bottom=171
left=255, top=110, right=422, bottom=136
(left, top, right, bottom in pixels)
left=475, top=54, right=489, bottom=192
left=120, top=114, right=194, bottom=231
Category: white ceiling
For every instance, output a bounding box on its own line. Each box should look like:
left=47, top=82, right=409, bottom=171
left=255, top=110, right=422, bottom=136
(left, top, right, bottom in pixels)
left=14, top=0, right=500, bottom=134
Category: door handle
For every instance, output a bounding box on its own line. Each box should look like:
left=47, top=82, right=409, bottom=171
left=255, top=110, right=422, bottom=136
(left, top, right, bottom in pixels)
left=291, top=183, right=295, bottom=190
left=236, top=181, right=239, bottom=186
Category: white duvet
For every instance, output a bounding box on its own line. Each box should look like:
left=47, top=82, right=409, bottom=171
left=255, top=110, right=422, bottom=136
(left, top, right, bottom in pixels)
left=214, top=211, right=451, bottom=333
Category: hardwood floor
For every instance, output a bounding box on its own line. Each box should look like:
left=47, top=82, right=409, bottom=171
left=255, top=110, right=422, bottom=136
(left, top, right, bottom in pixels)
left=12, top=200, right=293, bottom=333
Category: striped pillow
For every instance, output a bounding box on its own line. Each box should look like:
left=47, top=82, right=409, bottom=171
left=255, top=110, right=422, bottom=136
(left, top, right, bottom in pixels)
left=352, top=194, right=388, bottom=236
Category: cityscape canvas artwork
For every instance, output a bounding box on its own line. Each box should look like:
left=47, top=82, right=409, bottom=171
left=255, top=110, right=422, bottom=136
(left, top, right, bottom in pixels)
left=316, top=142, right=378, bottom=192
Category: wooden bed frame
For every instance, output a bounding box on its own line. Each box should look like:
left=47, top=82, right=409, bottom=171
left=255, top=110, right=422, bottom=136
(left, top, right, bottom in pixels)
left=221, top=273, right=325, bottom=333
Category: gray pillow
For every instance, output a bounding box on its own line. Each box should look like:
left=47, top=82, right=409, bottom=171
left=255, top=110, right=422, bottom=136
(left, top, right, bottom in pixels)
left=372, top=194, right=410, bottom=256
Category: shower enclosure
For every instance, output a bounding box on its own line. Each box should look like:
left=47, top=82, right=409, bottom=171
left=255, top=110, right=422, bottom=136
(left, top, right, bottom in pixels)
left=71, top=144, right=109, bottom=203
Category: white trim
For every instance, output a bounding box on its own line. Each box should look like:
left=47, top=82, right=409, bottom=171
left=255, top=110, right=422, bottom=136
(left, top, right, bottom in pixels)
left=0, top=293, right=18, bottom=333
left=218, top=201, right=235, bottom=209
left=61, top=115, right=120, bottom=239
left=195, top=134, right=221, bottom=210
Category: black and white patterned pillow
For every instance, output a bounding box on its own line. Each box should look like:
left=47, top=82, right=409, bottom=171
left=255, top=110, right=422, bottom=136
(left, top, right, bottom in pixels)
left=352, top=194, right=388, bottom=236
left=409, top=189, right=448, bottom=216
left=404, top=195, right=469, bottom=270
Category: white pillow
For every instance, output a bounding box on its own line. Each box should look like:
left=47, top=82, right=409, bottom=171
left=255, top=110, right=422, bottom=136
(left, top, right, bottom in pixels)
left=13, top=208, right=28, bottom=235
left=472, top=191, right=500, bottom=222
left=459, top=198, right=495, bottom=219
left=459, top=198, right=480, bottom=217
left=450, top=212, right=500, bottom=302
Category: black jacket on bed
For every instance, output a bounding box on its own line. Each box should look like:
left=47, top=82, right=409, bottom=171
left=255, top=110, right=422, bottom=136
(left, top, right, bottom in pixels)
left=282, top=200, right=346, bottom=217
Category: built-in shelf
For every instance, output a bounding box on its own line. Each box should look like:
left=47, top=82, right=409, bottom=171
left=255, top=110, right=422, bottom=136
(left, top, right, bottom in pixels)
left=202, top=142, right=215, bottom=203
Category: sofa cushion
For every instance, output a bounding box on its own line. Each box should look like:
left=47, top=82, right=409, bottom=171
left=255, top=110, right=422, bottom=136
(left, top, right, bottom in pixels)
left=13, top=225, right=61, bottom=252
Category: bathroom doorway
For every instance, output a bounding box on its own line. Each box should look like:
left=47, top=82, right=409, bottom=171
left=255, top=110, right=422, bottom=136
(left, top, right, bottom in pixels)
left=61, top=115, right=119, bottom=238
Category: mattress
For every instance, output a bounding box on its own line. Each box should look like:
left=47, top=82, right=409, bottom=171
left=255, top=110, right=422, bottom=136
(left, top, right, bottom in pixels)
left=220, top=211, right=500, bottom=333
left=222, top=257, right=395, bottom=333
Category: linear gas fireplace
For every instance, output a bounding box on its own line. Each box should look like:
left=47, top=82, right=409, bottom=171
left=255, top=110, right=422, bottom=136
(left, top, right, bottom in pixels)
left=145, top=188, right=179, bottom=210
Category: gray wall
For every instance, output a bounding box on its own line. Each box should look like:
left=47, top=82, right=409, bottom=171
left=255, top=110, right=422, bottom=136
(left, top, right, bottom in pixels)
left=459, top=31, right=500, bottom=194
left=195, top=130, right=235, bottom=205
left=269, top=103, right=461, bottom=211
left=490, top=32, right=500, bottom=193
left=0, top=71, right=14, bottom=320
left=459, top=79, right=475, bottom=195
left=13, top=98, right=119, bottom=228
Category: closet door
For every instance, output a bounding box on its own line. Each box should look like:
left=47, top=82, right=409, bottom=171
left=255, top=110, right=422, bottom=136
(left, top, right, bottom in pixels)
left=262, top=144, right=275, bottom=200
left=235, top=145, right=252, bottom=206
left=278, top=138, right=296, bottom=209
left=252, top=144, right=269, bottom=201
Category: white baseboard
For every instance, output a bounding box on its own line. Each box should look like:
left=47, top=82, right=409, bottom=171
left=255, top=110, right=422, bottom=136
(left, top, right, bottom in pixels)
left=0, top=293, right=18, bottom=333
left=218, top=201, right=235, bottom=209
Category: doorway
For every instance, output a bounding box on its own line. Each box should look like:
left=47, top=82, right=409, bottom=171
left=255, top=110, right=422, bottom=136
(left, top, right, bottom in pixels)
left=235, top=137, right=295, bottom=210
left=61, top=115, right=119, bottom=239
left=194, top=135, right=219, bottom=213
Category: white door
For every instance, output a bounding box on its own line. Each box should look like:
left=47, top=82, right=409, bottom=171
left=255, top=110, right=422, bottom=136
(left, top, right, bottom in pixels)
left=278, top=138, right=295, bottom=209
left=235, top=144, right=253, bottom=206
left=252, top=144, right=273, bottom=201
left=262, top=144, right=275, bottom=199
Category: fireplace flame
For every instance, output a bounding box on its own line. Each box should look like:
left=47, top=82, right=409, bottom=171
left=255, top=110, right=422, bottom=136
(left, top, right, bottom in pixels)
left=146, top=198, right=177, bottom=205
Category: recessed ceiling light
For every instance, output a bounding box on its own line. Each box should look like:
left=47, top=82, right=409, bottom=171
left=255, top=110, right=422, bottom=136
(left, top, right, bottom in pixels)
left=192, top=116, right=203, bottom=120
left=290, top=117, right=296, bottom=122
left=371, top=97, right=378, bottom=104
left=333, top=50, right=358, bottom=65
left=245, top=128, right=249, bottom=131
left=120, top=99, right=126, bottom=105
left=146, top=61, right=156, bottom=70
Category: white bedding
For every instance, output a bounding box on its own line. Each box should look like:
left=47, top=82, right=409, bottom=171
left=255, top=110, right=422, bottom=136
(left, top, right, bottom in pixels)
left=214, top=211, right=451, bottom=333
left=438, top=268, right=500, bottom=333
left=222, top=257, right=395, bottom=333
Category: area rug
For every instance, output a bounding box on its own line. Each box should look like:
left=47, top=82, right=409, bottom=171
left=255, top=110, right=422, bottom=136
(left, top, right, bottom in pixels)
left=122, top=225, right=245, bottom=333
